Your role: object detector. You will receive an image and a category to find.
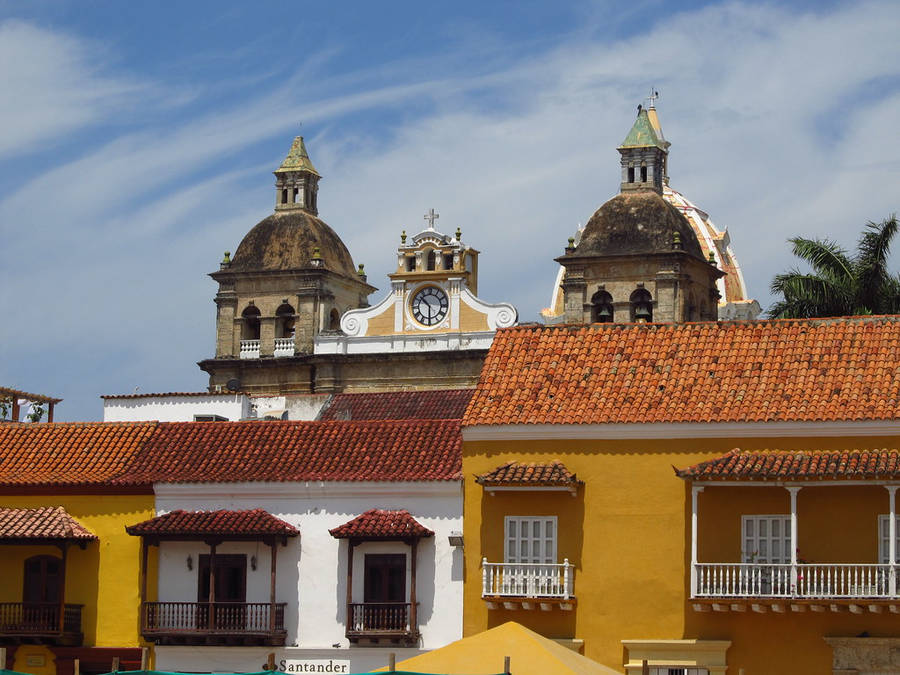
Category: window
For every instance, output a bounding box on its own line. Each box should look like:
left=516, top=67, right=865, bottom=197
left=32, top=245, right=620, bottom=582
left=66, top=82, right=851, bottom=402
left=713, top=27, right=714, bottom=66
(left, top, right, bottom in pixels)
left=742, top=515, right=791, bottom=563
left=878, top=515, right=900, bottom=563
left=241, top=305, right=261, bottom=340
left=406, top=256, right=416, bottom=272
left=630, top=288, right=653, bottom=323
left=426, top=250, right=437, bottom=271
left=23, top=555, right=61, bottom=604
left=590, top=290, right=613, bottom=323
left=329, top=308, right=340, bottom=331
left=193, top=414, right=227, bottom=422
left=197, top=554, right=247, bottom=603
left=275, top=302, right=296, bottom=338
left=443, top=254, right=454, bottom=270
left=364, top=554, right=406, bottom=603
left=640, top=165, right=648, bottom=182
left=504, top=516, right=557, bottom=564
left=281, top=188, right=288, bottom=204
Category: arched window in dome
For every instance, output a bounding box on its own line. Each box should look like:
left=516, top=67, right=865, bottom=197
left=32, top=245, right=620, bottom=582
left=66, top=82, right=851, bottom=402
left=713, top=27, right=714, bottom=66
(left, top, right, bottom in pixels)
left=329, top=308, right=340, bottom=331
left=630, top=288, right=653, bottom=323
left=426, top=249, right=437, bottom=271
left=281, top=188, right=288, bottom=205
left=627, top=166, right=635, bottom=183
left=406, top=256, right=416, bottom=272
left=640, top=163, right=648, bottom=183
left=241, top=305, right=261, bottom=340
left=275, top=303, right=295, bottom=338
left=687, top=292, right=698, bottom=322
left=591, top=290, right=614, bottom=323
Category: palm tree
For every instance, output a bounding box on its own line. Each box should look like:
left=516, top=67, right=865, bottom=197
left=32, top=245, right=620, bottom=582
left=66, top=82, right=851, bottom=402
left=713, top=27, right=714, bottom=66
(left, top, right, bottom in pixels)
left=769, top=215, right=900, bottom=318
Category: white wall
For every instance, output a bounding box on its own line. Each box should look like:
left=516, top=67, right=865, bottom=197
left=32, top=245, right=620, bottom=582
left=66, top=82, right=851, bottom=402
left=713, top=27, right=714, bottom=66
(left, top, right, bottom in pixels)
left=103, top=394, right=250, bottom=421
left=152, top=480, right=463, bottom=660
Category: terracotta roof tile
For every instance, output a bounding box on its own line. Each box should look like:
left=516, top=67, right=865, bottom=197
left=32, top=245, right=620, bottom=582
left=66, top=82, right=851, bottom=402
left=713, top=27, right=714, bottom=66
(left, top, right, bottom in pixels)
left=126, top=509, right=297, bottom=537
left=329, top=509, right=434, bottom=539
left=0, top=506, right=96, bottom=541
left=463, top=317, right=900, bottom=426
left=0, top=422, right=157, bottom=487
left=476, top=461, right=581, bottom=486
left=676, top=448, right=900, bottom=480
left=318, top=389, right=474, bottom=421
left=117, top=420, right=461, bottom=484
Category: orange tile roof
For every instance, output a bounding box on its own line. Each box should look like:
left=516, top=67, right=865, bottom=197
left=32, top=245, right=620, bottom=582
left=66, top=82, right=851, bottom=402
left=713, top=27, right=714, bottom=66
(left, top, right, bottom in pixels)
left=0, top=422, right=157, bottom=487
left=329, top=509, right=433, bottom=539
left=126, top=509, right=298, bottom=538
left=463, top=317, right=900, bottom=426
left=117, top=420, right=461, bottom=484
left=476, top=461, right=581, bottom=487
left=677, top=448, right=900, bottom=481
left=0, top=506, right=96, bottom=541
left=318, top=389, right=474, bottom=421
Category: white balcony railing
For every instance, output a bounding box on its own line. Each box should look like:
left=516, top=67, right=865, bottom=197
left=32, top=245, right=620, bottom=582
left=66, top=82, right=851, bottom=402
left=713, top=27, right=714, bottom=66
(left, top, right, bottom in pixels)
left=481, top=559, right=574, bottom=599
left=239, top=339, right=260, bottom=359
left=694, top=563, right=897, bottom=599
left=273, top=338, right=294, bottom=357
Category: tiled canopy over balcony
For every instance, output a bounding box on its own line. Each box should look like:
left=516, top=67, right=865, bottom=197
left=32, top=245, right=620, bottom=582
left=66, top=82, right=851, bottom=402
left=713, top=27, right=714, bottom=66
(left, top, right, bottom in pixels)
left=678, top=448, right=900, bottom=614
left=330, top=510, right=434, bottom=645
left=0, top=507, right=97, bottom=645
left=477, top=461, right=581, bottom=611
left=127, top=509, right=298, bottom=646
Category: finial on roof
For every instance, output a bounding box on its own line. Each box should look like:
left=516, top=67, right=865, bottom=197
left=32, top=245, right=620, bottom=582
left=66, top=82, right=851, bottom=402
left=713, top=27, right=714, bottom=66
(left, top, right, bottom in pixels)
left=401, top=230, right=407, bottom=244
left=637, top=103, right=642, bottom=116
left=455, top=227, right=462, bottom=241
left=424, top=208, right=439, bottom=230
left=646, top=88, right=659, bottom=110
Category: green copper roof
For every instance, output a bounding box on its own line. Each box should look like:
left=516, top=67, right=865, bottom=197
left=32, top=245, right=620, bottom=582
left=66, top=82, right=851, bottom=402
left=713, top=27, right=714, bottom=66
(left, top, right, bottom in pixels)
left=619, top=110, right=665, bottom=150
left=275, top=136, right=320, bottom=175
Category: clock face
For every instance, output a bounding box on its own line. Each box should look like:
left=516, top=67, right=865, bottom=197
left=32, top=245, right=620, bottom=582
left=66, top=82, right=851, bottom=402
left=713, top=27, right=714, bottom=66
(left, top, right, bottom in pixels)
left=411, top=286, right=449, bottom=326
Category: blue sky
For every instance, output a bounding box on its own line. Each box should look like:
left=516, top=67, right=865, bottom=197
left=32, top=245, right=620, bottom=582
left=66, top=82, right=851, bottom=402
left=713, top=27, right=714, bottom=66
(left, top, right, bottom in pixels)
left=1, top=0, right=898, bottom=420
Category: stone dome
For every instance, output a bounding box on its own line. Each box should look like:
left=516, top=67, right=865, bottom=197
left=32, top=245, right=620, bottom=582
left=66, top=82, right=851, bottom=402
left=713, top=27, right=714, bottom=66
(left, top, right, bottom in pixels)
left=231, top=210, right=358, bottom=277
left=575, top=191, right=703, bottom=259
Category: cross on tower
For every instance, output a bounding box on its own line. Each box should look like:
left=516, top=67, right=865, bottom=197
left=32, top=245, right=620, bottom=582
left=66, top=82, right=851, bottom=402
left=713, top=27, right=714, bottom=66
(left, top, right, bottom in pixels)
left=646, top=88, right=659, bottom=109
left=424, top=208, right=439, bottom=229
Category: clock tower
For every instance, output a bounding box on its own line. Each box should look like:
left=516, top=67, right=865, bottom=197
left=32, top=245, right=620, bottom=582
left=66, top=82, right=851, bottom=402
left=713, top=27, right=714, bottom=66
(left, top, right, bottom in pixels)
left=315, top=208, right=516, bottom=355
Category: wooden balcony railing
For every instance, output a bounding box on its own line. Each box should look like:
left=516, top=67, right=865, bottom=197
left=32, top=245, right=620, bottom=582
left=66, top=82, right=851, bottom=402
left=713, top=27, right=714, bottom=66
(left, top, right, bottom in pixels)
left=346, top=602, right=417, bottom=642
left=141, top=601, right=287, bottom=645
left=481, top=559, right=575, bottom=599
left=694, top=563, right=899, bottom=599
left=0, top=603, right=84, bottom=644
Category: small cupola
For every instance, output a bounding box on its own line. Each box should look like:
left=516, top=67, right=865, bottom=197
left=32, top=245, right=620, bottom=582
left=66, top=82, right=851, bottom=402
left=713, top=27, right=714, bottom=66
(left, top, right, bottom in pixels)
left=617, top=92, right=670, bottom=195
left=274, top=136, right=321, bottom=215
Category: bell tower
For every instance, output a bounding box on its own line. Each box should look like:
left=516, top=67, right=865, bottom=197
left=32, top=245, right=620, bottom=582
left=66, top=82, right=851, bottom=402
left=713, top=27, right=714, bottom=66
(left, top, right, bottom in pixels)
left=274, top=136, right=320, bottom=215
left=618, top=93, right=670, bottom=195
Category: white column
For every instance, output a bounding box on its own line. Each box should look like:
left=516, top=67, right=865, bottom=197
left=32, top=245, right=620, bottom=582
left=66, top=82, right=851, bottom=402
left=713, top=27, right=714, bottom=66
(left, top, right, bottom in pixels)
left=888, top=486, right=897, bottom=596
left=691, top=485, right=703, bottom=597
left=788, top=487, right=801, bottom=595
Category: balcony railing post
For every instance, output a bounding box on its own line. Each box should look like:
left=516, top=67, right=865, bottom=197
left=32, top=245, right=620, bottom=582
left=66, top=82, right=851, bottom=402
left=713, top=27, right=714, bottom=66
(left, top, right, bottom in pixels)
left=482, top=557, right=489, bottom=595
left=562, top=559, right=570, bottom=600
left=690, top=486, right=703, bottom=598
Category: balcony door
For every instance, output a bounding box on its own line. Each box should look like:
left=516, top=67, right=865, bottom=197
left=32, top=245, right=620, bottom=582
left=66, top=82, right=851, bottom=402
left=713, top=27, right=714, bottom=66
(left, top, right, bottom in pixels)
left=23, top=555, right=61, bottom=603
left=197, top=554, right=247, bottom=630
left=505, top=516, right=557, bottom=564
left=364, top=554, right=406, bottom=603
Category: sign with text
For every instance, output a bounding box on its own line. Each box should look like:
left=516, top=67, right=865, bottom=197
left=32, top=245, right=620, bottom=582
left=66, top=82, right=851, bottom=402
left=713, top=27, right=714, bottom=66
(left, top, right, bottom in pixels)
left=280, top=659, right=350, bottom=674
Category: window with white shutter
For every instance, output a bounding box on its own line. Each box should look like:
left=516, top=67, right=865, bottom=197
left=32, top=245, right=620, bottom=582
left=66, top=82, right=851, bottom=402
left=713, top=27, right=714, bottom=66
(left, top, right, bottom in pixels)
left=742, top=515, right=791, bottom=563
left=504, top=516, right=557, bottom=564
left=877, top=515, right=900, bottom=564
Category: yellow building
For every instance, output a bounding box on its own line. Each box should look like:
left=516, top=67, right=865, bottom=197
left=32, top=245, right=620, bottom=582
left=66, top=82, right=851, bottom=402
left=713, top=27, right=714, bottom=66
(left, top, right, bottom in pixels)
left=461, top=318, right=900, bottom=674
left=0, top=422, right=157, bottom=675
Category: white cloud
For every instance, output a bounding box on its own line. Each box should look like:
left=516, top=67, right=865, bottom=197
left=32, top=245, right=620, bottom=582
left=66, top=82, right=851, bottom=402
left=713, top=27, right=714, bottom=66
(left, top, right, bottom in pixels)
left=0, top=20, right=148, bottom=159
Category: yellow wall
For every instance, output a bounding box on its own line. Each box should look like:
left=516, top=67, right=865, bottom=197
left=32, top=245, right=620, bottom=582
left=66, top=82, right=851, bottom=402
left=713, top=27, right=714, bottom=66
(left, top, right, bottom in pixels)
left=0, top=494, right=157, bottom=652
left=462, top=434, right=900, bottom=674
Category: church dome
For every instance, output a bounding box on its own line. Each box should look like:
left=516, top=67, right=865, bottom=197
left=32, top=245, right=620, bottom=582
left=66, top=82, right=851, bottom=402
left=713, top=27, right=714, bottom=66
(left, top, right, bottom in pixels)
left=231, top=210, right=358, bottom=277
left=575, top=190, right=703, bottom=259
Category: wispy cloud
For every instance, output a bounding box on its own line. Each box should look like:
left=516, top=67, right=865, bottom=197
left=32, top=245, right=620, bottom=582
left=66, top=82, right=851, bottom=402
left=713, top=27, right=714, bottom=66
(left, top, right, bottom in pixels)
left=1, top=1, right=898, bottom=419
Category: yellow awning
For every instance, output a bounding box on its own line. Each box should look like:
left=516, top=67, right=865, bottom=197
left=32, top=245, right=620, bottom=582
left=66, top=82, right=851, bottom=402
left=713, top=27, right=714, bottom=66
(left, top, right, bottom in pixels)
left=379, top=622, right=622, bottom=674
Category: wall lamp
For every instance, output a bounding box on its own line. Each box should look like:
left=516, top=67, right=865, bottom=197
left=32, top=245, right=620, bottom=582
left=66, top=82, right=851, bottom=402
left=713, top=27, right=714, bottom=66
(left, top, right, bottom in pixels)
left=186, top=554, right=193, bottom=570
left=448, top=532, right=464, bottom=547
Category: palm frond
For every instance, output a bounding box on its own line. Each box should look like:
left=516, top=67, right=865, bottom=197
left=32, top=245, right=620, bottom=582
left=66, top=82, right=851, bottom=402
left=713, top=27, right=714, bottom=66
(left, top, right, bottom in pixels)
left=788, top=237, right=853, bottom=283
left=855, top=215, right=899, bottom=311
left=769, top=271, right=852, bottom=318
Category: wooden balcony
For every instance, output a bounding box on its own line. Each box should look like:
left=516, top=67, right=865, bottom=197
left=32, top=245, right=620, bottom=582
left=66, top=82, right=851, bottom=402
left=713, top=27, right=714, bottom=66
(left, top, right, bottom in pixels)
left=481, top=559, right=576, bottom=611
left=345, top=602, right=418, bottom=644
left=692, top=563, right=900, bottom=614
left=0, top=603, right=83, bottom=645
left=141, top=601, right=287, bottom=645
